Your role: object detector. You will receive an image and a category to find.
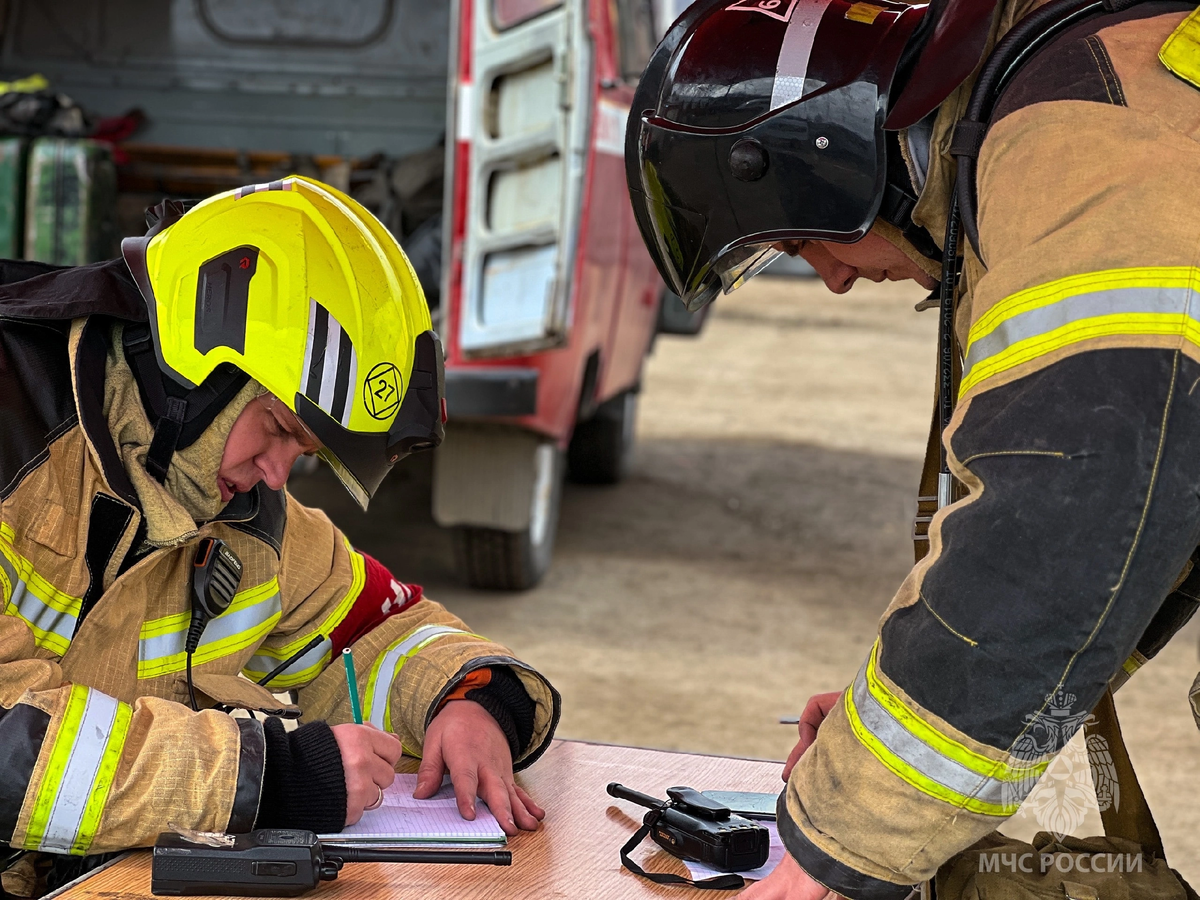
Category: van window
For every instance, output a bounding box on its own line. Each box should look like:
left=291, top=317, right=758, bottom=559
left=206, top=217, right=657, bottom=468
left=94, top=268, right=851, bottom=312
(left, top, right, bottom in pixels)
left=614, top=0, right=656, bottom=82
left=493, top=0, right=563, bottom=30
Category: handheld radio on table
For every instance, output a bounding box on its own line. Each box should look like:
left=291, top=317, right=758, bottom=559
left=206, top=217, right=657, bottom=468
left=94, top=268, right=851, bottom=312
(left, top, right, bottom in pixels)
left=151, top=828, right=511, bottom=897
left=607, top=783, right=770, bottom=873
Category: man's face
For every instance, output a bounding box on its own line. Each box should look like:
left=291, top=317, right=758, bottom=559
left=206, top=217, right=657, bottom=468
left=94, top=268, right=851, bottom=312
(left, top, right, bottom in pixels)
left=776, top=230, right=938, bottom=294
left=217, top=394, right=321, bottom=501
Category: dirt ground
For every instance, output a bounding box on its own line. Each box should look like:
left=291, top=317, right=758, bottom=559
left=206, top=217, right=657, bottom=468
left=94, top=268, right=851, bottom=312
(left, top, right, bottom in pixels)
left=291, top=273, right=1200, bottom=883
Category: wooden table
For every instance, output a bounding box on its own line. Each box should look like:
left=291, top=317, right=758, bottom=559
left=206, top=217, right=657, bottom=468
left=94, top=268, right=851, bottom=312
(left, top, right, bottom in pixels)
left=55, top=740, right=786, bottom=900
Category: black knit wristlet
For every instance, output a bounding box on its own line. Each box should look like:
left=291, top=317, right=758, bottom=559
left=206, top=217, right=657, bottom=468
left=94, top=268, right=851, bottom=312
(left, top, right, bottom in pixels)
left=257, top=718, right=347, bottom=833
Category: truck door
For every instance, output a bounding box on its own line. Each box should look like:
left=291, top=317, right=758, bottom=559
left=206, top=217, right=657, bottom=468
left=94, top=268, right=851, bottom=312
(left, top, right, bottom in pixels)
left=447, top=0, right=593, bottom=358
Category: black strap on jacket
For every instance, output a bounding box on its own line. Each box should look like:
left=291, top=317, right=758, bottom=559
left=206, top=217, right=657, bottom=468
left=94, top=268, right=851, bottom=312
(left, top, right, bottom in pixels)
left=122, top=322, right=250, bottom=480
left=618, top=811, right=747, bottom=891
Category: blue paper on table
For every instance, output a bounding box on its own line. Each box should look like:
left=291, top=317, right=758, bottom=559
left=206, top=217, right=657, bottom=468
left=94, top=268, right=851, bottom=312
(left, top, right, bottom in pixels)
left=318, top=774, right=506, bottom=844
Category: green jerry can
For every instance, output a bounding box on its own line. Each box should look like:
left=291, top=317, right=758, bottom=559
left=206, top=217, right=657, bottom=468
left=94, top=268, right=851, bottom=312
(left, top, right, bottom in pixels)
left=0, top=138, right=28, bottom=259
left=25, top=138, right=117, bottom=265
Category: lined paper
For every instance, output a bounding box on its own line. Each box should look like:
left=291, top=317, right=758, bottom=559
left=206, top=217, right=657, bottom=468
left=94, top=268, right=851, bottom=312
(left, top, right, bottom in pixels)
left=319, top=774, right=507, bottom=843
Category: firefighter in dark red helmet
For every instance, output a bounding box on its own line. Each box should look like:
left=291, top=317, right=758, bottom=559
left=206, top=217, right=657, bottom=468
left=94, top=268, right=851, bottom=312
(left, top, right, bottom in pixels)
left=630, top=0, right=1200, bottom=897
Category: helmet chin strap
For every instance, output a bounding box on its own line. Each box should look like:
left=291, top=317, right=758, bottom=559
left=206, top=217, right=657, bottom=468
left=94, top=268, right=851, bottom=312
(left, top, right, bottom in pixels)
left=122, top=323, right=250, bottom=484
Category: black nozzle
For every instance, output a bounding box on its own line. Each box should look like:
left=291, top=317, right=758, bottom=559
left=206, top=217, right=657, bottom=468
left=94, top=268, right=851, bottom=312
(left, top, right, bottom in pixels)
left=607, top=782, right=666, bottom=810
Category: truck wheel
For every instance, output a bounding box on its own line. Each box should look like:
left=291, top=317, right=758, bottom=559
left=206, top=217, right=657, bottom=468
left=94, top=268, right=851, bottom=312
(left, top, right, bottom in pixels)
left=567, top=390, right=637, bottom=485
left=453, top=443, right=563, bottom=591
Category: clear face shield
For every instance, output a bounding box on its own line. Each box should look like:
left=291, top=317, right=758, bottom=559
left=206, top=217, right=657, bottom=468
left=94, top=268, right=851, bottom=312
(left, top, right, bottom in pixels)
left=636, top=185, right=791, bottom=313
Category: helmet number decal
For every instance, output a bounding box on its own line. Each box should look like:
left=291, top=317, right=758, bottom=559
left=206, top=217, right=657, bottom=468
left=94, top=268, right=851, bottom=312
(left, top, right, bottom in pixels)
left=726, top=0, right=799, bottom=22
left=364, top=363, right=402, bottom=421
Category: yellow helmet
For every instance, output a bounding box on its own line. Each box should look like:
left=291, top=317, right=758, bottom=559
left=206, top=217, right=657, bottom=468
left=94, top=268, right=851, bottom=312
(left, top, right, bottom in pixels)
left=121, top=176, right=445, bottom=509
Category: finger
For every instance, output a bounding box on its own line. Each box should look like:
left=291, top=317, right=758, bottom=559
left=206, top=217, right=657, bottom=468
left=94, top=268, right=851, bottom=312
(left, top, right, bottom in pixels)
left=366, top=727, right=404, bottom=766
left=415, top=739, right=446, bottom=799
left=366, top=754, right=397, bottom=791
left=475, top=770, right=516, bottom=835
left=782, top=739, right=805, bottom=781
left=798, top=695, right=828, bottom=735
left=816, top=691, right=842, bottom=717
left=507, top=781, right=540, bottom=831
left=449, top=764, right=479, bottom=821
left=513, top=784, right=545, bottom=821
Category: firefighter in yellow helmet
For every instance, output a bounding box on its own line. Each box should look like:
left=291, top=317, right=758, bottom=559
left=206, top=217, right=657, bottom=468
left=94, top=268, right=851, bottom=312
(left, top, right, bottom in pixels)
left=0, top=177, right=558, bottom=887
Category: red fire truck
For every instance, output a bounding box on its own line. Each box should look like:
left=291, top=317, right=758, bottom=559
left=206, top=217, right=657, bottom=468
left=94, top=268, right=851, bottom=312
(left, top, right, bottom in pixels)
left=1, top=0, right=696, bottom=589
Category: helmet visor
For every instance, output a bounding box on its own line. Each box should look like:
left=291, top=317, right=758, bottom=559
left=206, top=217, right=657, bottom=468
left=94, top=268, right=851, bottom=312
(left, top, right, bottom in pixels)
left=634, top=180, right=786, bottom=312
left=714, top=242, right=784, bottom=299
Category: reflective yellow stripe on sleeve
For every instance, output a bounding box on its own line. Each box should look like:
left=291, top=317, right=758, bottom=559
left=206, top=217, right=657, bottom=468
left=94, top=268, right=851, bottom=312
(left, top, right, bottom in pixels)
left=138, top=578, right=281, bottom=678
left=241, top=539, right=367, bottom=688
left=844, top=643, right=1049, bottom=817
left=0, top=523, right=81, bottom=656
left=363, top=625, right=479, bottom=736
left=961, top=267, right=1200, bottom=396
left=23, top=684, right=132, bottom=854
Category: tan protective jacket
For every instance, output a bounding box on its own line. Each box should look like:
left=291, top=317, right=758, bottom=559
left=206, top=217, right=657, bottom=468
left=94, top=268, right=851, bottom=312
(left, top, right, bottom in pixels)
left=777, top=5, right=1200, bottom=898
left=0, top=261, right=559, bottom=857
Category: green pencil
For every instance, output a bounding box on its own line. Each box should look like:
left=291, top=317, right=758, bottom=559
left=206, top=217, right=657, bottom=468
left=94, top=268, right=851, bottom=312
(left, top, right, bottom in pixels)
left=343, top=647, right=363, bottom=724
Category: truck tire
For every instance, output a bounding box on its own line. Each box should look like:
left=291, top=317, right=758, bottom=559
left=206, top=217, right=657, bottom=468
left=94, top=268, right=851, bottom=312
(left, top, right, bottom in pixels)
left=567, top=390, right=637, bottom=485
left=453, top=444, right=563, bottom=591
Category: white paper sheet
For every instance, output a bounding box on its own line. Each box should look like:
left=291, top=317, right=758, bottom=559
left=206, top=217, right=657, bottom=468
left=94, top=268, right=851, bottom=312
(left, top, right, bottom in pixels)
left=681, top=821, right=786, bottom=882
left=318, top=774, right=506, bottom=843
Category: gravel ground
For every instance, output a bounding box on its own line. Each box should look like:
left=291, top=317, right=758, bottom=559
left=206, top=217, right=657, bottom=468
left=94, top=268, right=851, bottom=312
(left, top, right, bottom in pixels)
left=291, top=272, right=1200, bottom=884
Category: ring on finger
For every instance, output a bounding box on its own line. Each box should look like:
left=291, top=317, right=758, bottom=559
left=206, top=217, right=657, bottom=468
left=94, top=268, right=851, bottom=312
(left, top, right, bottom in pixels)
left=365, top=785, right=384, bottom=811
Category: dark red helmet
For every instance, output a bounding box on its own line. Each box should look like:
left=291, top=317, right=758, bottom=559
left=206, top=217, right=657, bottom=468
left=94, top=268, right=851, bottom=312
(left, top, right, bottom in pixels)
left=626, top=0, right=928, bottom=310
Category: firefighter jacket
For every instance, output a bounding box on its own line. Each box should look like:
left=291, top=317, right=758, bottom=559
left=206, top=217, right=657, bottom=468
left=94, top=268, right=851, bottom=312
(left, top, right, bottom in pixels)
left=0, top=259, right=560, bottom=857
left=778, top=4, right=1200, bottom=897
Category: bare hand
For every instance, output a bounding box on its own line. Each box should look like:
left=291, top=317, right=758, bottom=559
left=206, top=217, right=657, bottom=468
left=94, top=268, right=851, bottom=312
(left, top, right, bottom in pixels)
left=414, top=700, right=545, bottom=836
left=740, top=852, right=841, bottom=900
left=332, top=723, right=403, bottom=825
left=783, top=691, right=842, bottom=781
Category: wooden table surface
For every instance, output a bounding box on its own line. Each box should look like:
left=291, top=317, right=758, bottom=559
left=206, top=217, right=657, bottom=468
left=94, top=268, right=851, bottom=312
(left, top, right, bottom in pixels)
left=56, top=739, right=786, bottom=900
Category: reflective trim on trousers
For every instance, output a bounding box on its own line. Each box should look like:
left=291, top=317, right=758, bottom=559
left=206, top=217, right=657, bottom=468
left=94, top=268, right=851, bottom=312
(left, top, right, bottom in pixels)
left=961, top=267, right=1200, bottom=395
left=23, top=684, right=132, bottom=854
left=0, top=524, right=81, bottom=656
left=363, top=626, right=478, bottom=732
left=844, top=644, right=1048, bottom=817
left=138, top=579, right=282, bottom=679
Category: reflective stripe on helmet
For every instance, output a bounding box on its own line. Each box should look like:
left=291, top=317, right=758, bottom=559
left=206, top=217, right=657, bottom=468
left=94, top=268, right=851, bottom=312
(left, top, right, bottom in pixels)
left=23, top=685, right=133, bottom=854
left=0, top=523, right=81, bottom=656
left=137, top=578, right=281, bottom=679
left=844, top=643, right=1048, bottom=817
left=301, top=299, right=359, bottom=429
left=961, top=267, right=1200, bottom=396
left=769, top=0, right=835, bottom=110
left=363, top=625, right=479, bottom=734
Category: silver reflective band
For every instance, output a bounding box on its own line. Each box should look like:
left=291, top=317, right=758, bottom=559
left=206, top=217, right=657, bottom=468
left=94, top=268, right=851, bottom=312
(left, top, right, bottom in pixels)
left=366, top=625, right=473, bottom=729
left=850, top=661, right=1017, bottom=809
left=770, top=0, right=836, bottom=110
left=245, top=636, right=331, bottom=686
left=964, top=285, right=1200, bottom=383
left=38, top=690, right=119, bottom=852
left=0, top=546, right=78, bottom=654
left=139, top=585, right=281, bottom=678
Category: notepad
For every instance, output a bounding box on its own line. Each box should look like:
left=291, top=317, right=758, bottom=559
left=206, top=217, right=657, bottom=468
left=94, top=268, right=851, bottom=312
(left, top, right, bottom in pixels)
left=318, top=774, right=507, bottom=844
